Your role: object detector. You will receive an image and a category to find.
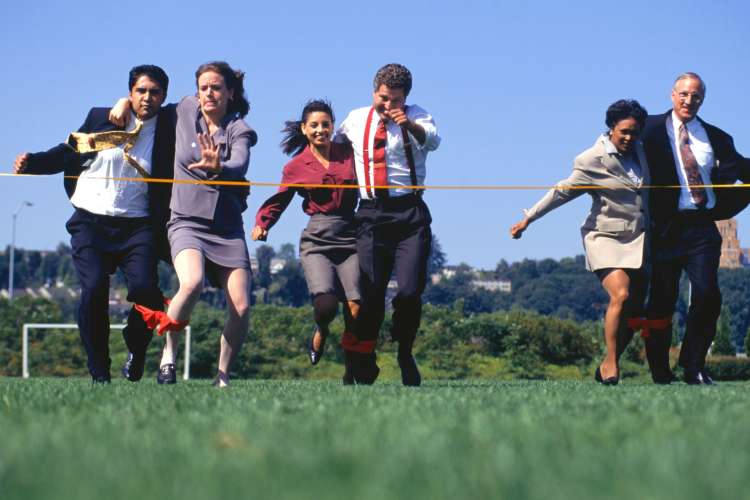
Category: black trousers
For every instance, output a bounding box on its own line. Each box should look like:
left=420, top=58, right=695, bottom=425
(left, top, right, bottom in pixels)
left=66, top=209, right=163, bottom=380
left=646, top=219, right=722, bottom=375
left=354, top=195, right=432, bottom=353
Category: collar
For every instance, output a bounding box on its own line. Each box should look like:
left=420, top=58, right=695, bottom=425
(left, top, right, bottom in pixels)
left=299, top=145, right=317, bottom=166
left=129, top=112, right=157, bottom=133
left=602, top=134, right=618, bottom=155
left=601, top=133, right=639, bottom=159
left=670, top=110, right=700, bottom=132
left=194, top=105, right=231, bottom=142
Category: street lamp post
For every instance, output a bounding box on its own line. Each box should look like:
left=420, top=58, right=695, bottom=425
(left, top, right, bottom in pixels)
left=9, top=201, right=33, bottom=301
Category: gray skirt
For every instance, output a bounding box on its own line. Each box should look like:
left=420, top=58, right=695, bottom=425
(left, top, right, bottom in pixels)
left=299, top=214, right=360, bottom=301
left=168, top=216, right=251, bottom=281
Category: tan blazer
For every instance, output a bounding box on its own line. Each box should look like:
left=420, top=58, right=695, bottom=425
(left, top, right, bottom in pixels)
left=525, top=134, right=650, bottom=271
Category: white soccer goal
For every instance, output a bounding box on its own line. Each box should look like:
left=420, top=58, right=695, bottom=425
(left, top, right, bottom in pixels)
left=21, top=323, right=191, bottom=380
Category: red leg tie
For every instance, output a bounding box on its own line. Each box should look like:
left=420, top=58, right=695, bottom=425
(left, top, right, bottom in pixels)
left=134, top=303, right=189, bottom=336
left=134, top=304, right=163, bottom=330
left=626, top=317, right=672, bottom=339
left=341, top=332, right=376, bottom=353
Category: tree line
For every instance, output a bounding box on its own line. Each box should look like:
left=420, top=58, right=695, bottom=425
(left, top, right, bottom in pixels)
left=3, top=242, right=750, bottom=380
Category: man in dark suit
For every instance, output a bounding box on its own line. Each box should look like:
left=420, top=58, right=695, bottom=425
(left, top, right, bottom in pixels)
left=643, top=72, right=749, bottom=384
left=13, top=65, right=175, bottom=383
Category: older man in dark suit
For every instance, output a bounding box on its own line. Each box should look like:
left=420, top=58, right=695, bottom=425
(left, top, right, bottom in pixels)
left=13, top=65, right=175, bottom=383
left=643, top=72, right=749, bottom=384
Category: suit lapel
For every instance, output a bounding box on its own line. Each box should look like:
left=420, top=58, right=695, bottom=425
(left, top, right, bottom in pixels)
left=594, top=136, right=637, bottom=188
left=599, top=153, right=636, bottom=188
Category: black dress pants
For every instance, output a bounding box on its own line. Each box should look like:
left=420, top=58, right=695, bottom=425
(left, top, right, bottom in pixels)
left=355, top=195, right=432, bottom=354
left=66, top=209, right=163, bottom=380
left=646, top=219, right=722, bottom=376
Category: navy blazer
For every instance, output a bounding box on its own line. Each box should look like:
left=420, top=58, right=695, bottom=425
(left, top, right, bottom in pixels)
left=643, top=111, right=750, bottom=237
left=25, top=106, right=177, bottom=262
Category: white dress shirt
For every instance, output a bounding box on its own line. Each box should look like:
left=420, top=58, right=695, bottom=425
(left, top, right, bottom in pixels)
left=70, top=113, right=156, bottom=217
left=666, top=111, right=715, bottom=210
left=335, top=104, right=441, bottom=199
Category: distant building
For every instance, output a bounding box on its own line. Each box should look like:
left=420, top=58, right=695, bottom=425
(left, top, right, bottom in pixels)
left=1, top=285, right=79, bottom=301
left=472, top=280, right=512, bottom=293
left=270, top=258, right=287, bottom=274
left=430, top=266, right=512, bottom=293
left=716, top=219, right=749, bottom=269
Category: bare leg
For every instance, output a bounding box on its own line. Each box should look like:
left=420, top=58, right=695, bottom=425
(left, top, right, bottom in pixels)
left=312, top=293, right=340, bottom=352
left=214, top=266, right=250, bottom=387
left=160, top=249, right=204, bottom=367
left=600, top=269, right=631, bottom=380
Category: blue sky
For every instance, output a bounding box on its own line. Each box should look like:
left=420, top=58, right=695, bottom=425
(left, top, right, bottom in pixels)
left=1, top=0, right=748, bottom=269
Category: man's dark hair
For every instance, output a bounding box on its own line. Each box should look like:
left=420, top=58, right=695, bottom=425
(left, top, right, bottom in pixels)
left=129, top=65, right=169, bottom=94
left=373, top=63, right=412, bottom=96
left=605, top=99, right=648, bottom=130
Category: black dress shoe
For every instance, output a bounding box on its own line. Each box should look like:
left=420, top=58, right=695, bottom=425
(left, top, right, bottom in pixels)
left=157, top=364, right=177, bottom=385
left=683, top=369, right=702, bottom=385
left=651, top=368, right=675, bottom=385
left=308, top=330, right=326, bottom=366
left=351, top=352, right=380, bottom=385
left=698, top=370, right=715, bottom=385
left=594, top=366, right=619, bottom=386
left=122, top=351, right=145, bottom=382
left=398, top=354, right=422, bottom=387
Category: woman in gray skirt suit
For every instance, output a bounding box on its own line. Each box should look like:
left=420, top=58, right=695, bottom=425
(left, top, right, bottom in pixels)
left=510, top=99, right=649, bottom=385
left=161, top=61, right=257, bottom=387
left=252, top=100, right=360, bottom=384
left=113, top=61, right=257, bottom=387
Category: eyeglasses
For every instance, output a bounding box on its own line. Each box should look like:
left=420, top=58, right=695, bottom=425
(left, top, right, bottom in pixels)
left=677, top=91, right=703, bottom=103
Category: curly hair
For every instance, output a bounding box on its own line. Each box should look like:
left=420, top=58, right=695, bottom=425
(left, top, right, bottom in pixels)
left=605, top=99, right=648, bottom=130
left=280, top=99, right=335, bottom=156
left=373, top=63, right=412, bottom=96
left=195, top=61, right=250, bottom=118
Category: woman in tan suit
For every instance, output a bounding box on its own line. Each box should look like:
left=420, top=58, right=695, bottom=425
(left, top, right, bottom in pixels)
left=511, top=99, right=649, bottom=385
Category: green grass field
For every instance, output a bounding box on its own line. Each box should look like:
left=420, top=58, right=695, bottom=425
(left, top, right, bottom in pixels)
left=1, top=378, right=749, bottom=500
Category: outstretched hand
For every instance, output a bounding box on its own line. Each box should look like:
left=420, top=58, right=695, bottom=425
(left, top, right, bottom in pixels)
left=510, top=218, right=530, bottom=239
left=187, top=133, right=221, bottom=173
left=13, top=153, right=30, bottom=174
left=251, top=225, right=268, bottom=241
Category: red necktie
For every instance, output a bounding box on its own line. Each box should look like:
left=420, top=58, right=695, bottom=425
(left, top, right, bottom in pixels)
left=372, top=120, right=388, bottom=198
left=678, top=123, right=707, bottom=207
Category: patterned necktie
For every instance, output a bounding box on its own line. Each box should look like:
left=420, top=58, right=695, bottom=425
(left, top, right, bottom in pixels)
left=372, top=120, right=388, bottom=198
left=678, top=123, right=706, bottom=207
left=67, top=120, right=150, bottom=178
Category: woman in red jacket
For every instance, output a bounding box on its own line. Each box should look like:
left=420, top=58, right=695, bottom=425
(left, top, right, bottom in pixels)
left=253, top=100, right=361, bottom=383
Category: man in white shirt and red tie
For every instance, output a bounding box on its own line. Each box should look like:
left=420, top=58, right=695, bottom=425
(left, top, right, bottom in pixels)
left=643, top=72, right=749, bottom=385
left=335, top=63, right=441, bottom=385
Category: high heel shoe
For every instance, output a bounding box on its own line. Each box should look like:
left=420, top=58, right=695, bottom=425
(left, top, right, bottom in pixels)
left=594, top=366, right=619, bottom=386
left=308, top=330, right=326, bottom=365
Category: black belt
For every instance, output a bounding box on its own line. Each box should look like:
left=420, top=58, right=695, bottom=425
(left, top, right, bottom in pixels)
left=358, top=193, right=423, bottom=209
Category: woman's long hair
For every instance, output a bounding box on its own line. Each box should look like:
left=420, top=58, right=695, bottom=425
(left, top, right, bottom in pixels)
left=280, top=99, right=335, bottom=156
left=195, top=61, right=250, bottom=118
